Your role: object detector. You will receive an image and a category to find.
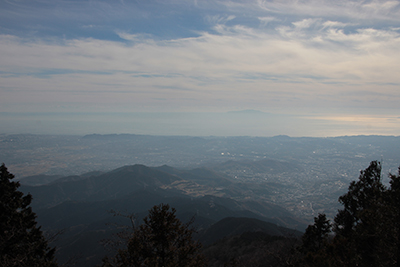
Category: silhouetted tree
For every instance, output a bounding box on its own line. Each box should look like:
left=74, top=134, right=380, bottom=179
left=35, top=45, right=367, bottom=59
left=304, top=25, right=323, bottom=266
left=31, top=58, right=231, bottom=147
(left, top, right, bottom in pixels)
left=297, top=161, right=400, bottom=267
left=334, top=161, right=386, bottom=266
left=388, top=167, right=400, bottom=267
left=301, top=213, right=331, bottom=253
left=0, top=164, right=57, bottom=267
left=104, top=203, right=205, bottom=267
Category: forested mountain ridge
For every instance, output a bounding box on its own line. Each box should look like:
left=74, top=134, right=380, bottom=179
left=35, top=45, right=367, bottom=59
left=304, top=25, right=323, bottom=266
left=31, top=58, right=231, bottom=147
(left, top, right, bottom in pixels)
left=21, top=164, right=184, bottom=209
left=18, top=163, right=305, bottom=266
left=21, top=164, right=304, bottom=229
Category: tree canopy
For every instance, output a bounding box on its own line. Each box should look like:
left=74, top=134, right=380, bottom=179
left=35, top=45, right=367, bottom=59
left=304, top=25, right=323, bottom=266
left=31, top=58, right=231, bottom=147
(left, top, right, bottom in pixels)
left=298, top=161, right=400, bottom=267
left=104, top=203, right=206, bottom=267
left=0, top=164, right=57, bottom=267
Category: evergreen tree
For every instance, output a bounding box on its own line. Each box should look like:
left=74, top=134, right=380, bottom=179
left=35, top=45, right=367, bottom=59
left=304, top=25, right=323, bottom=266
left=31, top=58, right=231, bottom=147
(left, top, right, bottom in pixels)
left=388, top=167, right=400, bottom=267
left=297, top=161, right=400, bottom=267
left=0, top=164, right=57, bottom=267
left=105, top=203, right=206, bottom=267
left=301, top=213, right=331, bottom=253
left=334, top=161, right=385, bottom=235
left=333, top=160, right=386, bottom=266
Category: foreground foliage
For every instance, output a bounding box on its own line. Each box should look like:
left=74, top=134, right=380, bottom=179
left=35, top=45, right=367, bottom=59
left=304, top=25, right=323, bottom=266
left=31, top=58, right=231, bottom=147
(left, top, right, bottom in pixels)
left=103, top=203, right=206, bottom=267
left=298, top=161, right=400, bottom=267
left=0, top=164, right=57, bottom=267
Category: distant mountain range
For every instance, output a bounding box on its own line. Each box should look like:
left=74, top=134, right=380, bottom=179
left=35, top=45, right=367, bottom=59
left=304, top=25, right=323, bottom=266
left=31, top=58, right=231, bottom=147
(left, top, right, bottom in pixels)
left=227, top=109, right=267, bottom=114
left=20, top=163, right=306, bottom=267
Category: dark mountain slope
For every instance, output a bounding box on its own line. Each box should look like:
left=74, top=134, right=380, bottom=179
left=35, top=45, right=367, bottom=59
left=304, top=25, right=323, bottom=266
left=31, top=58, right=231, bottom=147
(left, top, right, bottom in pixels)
left=22, top=164, right=261, bottom=210
left=36, top=191, right=293, bottom=233
left=200, top=217, right=302, bottom=246
left=21, top=164, right=183, bottom=209
left=197, top=195, right=307, bottom=230
left=37, top=190, right=296, bottom=267
left=201, top=217, right=303, bottom=266
left=18, top=174, right=63, bottom=186
left=18, top=163, right=306, bottom=266
left=23, top=164, right=306, bottom=231
left=35, top=189, right=173, bottom=229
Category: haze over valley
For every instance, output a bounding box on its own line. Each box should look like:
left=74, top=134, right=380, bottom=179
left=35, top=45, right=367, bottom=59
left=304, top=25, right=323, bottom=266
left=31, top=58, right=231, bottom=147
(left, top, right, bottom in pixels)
left=2, top=133, right=399, bottom=265
left=2, top=0, right=400, bottom=266
left=3, top=133, right=400, bottom=221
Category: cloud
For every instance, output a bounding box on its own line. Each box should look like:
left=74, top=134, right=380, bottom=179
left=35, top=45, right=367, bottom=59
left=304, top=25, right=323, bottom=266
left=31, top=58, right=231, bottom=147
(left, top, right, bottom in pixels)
left=322, top=21, right=351, bottom=29
left=115, top=32, right=155, bottom=42
left=254, top=0, right=400, bottom=21
left=362, top=0, right=399, bottom=12
left=205, top=14, right=236, bottom=25
left=258, top=16, right=277, bottom=26
left=1, top=0, right=400, bottom=115
left=2, top=17, right=400, bottom=112
left=292, top=18, right=320, bottom=29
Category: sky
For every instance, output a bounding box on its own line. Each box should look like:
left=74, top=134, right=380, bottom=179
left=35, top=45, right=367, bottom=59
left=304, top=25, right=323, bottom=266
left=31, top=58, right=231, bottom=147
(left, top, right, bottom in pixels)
left=1, top=0, right=400, bottom=137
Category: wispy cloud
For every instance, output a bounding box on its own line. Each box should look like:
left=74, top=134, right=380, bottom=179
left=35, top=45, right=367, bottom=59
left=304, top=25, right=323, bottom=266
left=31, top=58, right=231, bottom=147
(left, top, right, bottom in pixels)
left=255, top=0, right=400, bottom=21
left=1, top=0, right=400, bottom=117
left=258, top=16, right=278, bottom=26
left=205, top=14, right=236, bottom=25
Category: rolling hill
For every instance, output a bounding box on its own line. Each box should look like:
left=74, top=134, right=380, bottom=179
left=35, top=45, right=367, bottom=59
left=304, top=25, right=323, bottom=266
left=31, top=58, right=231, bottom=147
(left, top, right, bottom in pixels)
left=19, top=163, right=306, bottom=266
